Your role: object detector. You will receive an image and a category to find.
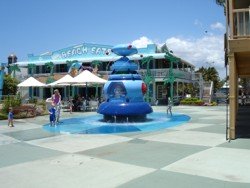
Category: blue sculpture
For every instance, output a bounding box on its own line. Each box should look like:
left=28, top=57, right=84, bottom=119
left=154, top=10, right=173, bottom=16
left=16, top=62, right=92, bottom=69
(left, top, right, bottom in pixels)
left=98, top=44, right=153, bottom=121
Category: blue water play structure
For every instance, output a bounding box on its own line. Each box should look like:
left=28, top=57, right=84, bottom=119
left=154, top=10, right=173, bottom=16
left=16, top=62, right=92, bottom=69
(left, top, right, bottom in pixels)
left=97, top=44, right=153, bottom=121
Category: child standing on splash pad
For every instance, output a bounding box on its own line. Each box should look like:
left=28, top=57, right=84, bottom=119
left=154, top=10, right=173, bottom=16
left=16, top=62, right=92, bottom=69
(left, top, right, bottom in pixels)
left=49, top=103, right=56, bottom=126
left=166, top=97, right=172, bottom=116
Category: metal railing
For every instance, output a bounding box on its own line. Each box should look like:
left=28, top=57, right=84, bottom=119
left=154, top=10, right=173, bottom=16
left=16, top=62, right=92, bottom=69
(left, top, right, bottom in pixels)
left=138, top=69, right=192, bottom=80
left=233, top=8, right=250, bottom=38
left=99, top=69, right=193, bottom=80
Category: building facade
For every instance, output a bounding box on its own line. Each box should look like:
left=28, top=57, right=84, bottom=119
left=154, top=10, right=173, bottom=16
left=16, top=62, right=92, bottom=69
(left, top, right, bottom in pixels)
left=16, top=43, right=195, bottom=104
left=225, top=0, right=250, bottom=139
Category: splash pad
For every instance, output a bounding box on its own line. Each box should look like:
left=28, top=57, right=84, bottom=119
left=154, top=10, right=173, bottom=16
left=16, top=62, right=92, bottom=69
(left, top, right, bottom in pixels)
left=43, top=112, right=190, bottom=134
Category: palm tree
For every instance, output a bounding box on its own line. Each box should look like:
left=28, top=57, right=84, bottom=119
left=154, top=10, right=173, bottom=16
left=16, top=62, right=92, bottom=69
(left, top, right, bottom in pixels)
left=45, top=61, right=54, bottom=76
left=91, top=60, right=102, bottom=98
left=163, top=52, right=180, bottom=105
left=141, top=56, right=154, bottom=102
left=27, top=63, right=36, bottom=76
left=196, top=66, right=221, bottom=92
left=91, top=60, right=102, bottom=71
left=45, top=62, right=55, bottom=84
left=9, top=64, right=21, bottom=78
left=215, top=0, right=225, bottom=6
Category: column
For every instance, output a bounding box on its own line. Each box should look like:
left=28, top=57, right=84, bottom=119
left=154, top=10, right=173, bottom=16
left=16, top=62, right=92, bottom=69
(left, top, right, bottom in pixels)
left=228, top=53, right=236, bottom=139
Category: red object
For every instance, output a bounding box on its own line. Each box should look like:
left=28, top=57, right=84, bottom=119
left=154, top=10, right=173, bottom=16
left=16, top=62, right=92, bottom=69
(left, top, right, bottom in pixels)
left=127, top=45, right=132, bottom=49
left=141, top=83, right=147, bottom=95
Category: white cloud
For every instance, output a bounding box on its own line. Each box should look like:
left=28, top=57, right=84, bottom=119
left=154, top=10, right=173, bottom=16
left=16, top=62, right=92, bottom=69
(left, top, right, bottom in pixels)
left=165, top=35, right=225, bottom=78
left=131, top=36, right=153, bottom=48
left=210, top=22, right=225, bottom=31
left=131, top=35, right=226, bottom=78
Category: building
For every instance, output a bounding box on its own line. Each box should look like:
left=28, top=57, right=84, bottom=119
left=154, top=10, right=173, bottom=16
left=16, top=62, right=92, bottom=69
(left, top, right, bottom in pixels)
left=224, top=0, right=250, bottom=139
left=15, top=43, right=195, bottom=104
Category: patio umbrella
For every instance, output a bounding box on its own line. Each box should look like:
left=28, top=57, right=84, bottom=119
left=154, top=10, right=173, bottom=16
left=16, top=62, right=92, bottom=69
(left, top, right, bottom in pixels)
left=70, top=70, right=107, bottom=84
left=18, top=77, right=46, bottom=87
left=18, top=76, right=46, bottom=100
left=67, top=70, right=107, bottom=99
left=46, top=74, right=76, bottom=99
left=46, top=74, right=74, bottom=86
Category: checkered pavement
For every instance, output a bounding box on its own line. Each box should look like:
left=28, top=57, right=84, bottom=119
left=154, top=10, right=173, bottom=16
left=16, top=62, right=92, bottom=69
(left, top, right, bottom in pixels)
left=0, top=106, right=250, bottom=188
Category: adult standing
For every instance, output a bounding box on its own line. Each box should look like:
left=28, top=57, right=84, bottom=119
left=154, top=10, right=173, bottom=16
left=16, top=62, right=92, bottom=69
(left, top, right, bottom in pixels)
left=51, top=89, right=62, bottom=123
left=52, top=89, right=61, bottom=105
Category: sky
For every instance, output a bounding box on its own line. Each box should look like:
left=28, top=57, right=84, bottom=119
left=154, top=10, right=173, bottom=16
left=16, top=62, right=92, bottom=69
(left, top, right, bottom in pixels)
left=0, top=0, right=226, bottom=78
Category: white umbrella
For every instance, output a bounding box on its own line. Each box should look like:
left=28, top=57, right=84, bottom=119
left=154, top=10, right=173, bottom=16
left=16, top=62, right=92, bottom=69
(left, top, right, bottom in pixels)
left=47, top=74, right=74, bottom=86
left=18, top=77, right=46, bottom=100
left=66, top=70, right=107, bottom=99
left=68, top=70, right=107, bottom=84
left=18, top=77, right=46, bottom=87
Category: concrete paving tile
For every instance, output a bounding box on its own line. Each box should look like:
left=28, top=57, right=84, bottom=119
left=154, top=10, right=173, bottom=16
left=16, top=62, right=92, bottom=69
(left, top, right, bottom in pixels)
left=140, top=131, right=226, bottom=147
left=80, top=139, right=209, bottom=169
left=190, top=124, right=227, bottom=134
left=162, top=147, right=250, bottom=183
left=0, top=134, right=20, bottom=145
left=200, top=116, right=227, bottom=120
left=27, top=134, right=133, bottom=153
left=189, top=111, right=225, bottom=116
left=168, top=123, right=214, bottom=131
left=0, top=122, right=40, bottom=133
left=0, top=154, right=155, bottom=188
left=118, top=170, right=250, bottom=188
left=189, top=118, right=225, bottom=125
left=218, top=138, right=250, bottom=150
left=0, top=142, right=65, bottom=168
left=3, top=128, right=59, bottom=141
left=120, top=128, right=177, bottom=138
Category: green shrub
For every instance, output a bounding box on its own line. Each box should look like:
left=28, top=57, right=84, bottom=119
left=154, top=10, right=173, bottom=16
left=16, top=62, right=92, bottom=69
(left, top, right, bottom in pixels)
left=211, top=101, right=217, bottom=106
left=0, top=113, right=7, bottom=120
left=1, top=95, right=22, bottom=114
left=28, top=98, right=38, bottom=104
left=180, top=98, right=204, bottom=106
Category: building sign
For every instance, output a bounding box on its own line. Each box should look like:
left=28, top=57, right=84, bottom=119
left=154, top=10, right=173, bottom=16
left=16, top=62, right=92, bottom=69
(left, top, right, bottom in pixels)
left=28, top=43, right=113, bottom=62
left=27, top=43, right=157, bottom=62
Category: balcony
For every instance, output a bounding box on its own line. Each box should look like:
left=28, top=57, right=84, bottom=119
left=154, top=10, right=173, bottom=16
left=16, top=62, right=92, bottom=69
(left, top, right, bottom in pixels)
left=233, top=8, right=250, bottom=38
left=138, top=69, right=192, bottom=80
left=99, top=69, right=193, bottom=81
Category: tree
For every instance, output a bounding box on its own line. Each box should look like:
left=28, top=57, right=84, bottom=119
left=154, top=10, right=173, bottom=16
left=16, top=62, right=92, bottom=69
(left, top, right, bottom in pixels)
left=9, top=64, right=21, bottom=78
left=91, top=60, right=102, bottom=98
left=91, top=60, right=102, bottom=71
left=196, top=66, right=222, bottom=92
left=27, top=63, right=36, bottom=76
left=163, top=52, right=180, bottom=105
left=215, top=0, right=225, bottom=6
left=45, top=62, right=55, bottom=84
left=45, top=61, right=54, bottom=76
left=141, top=56, right=154, bottom=102
left=3, top=74, right=18, bottom=95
